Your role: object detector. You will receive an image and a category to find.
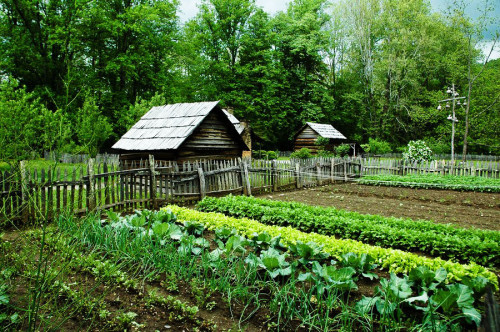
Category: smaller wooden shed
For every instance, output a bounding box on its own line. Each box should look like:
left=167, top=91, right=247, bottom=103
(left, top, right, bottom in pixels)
left=112, top=101, right=249, bottom=164
left=293, top=122, right=347, bottom=154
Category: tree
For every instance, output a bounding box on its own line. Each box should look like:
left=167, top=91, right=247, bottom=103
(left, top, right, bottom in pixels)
left=0, top=79, right=70, bottom=161
left=447, top=0, right=499, bottom=160
left=76, top=94, right=112, bottom=157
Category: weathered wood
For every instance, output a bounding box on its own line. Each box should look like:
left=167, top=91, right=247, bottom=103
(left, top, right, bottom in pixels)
left=316, top=162, right=321, bottom=185
left=295, top=163, right=302, bottom=189
left=87, top=159, right=96, bottom=211
left=198, top=168, right=206, bottom=199
left=104, top=163, right=110, bottom=205
left=241, top=162, right=251, bottom=196
left=78, top=168, right=83, bottom=210
left=70, top=168, right=76, bottom=212
left=149, top=155, right=157, bottom=209
left=20, top=161, right=28, bottom=222
left=47, top=169, right=53, bottom=219
left=63, top=169, right=68, bottom=212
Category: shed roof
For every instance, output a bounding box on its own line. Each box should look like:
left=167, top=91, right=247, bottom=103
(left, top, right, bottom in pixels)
left=222, top=109, right=245, bottom=134
left=305, top=122, right=346, bottom=140
left=113, top=101, right=241, bottom=151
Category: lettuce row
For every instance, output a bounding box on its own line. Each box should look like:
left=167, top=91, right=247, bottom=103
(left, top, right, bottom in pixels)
left=358, top=174, right=500, bottom=192
left=196, top=196, right=500, bottom=267
left=164, top=205, right=497, bottom=288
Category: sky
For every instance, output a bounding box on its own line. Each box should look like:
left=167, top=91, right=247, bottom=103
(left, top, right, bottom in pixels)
left=178, top=0, right=499, bottom=59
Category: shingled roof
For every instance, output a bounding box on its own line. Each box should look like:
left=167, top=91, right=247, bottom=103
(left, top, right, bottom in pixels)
left=113, top=101, right=245, bottom=151
left=305, top=122, right=346, bottom=140
left=222, top=109, right=245, bottom=134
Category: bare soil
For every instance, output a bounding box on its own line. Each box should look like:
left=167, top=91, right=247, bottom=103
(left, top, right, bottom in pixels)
left=261, top=182, right=500, bottom=231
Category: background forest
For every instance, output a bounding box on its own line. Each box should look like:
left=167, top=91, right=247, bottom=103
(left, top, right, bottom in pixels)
left=0, top=0, right=498, bottom=160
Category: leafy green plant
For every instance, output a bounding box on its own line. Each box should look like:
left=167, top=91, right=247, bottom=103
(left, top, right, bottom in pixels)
left=290, top=148, right=313, bottom=159
left=245, top=248, right=292, bottom=279
left=359, top=173, right=500, bottom=192
left=403, top=140, right=433, bottom=164
left=197, top=196, right=500, bottom=268
left=298, top=261, right=358, bottom=294
left=288, top=241, right=330, bottom=266
left=340, top=253, right=378, bottom=280
left=168, top=205, right=498, bottom=286
left=335, top=144, right=351, bottom=157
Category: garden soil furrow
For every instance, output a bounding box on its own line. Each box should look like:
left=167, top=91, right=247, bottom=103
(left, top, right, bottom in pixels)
left=261, top=183, right=500, bottom=231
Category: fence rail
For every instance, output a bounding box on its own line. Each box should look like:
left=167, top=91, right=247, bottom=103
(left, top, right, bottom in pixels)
left=0, top=156, right=360, bottom=222
left=1, top=156, right=499, bottom=223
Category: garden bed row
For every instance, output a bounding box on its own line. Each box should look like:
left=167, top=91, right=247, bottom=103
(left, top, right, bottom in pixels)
left=357, top=174, right=500, bottom=192
left=196, top=196, right=500, bottom=267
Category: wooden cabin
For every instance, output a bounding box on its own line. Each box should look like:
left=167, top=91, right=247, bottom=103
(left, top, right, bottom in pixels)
left=112, top=101, right=249, bottom=165
left=293, top=122, right=347, bottom=154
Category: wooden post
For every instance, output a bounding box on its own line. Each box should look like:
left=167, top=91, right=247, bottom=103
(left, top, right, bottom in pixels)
left=359, top=158, right=364, bottom=178
left=198, top=167, right=206, bottom=199
left=149, top=155, right=157, bottom=209
left=344, top=159, right=348, bottom=182
left=87, top=158, right=96, bottom=211
left=296, top=163, right=302, bottom=189
left=241, top=161, right=251, bottom=196
left=20, top=161, right=28, bottom=223
left=272, top=160, right=278, bottom=192
left=330, top=158, right=334, bottom=183
left=316, top=162, right=321, bottom=186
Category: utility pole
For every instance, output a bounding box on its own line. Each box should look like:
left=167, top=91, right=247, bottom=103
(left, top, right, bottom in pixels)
left=437, top=84, right=467, bottom=173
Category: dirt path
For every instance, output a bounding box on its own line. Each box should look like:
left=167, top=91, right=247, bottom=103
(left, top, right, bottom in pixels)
left=260, top=183, right=500, bottom=231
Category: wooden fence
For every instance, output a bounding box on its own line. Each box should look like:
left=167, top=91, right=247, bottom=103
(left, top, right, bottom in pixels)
left=358, top=158, right=500, bottom=178
left=0, top=156, right=359, bottom=223
left=2, top=156, right=499, bottom=223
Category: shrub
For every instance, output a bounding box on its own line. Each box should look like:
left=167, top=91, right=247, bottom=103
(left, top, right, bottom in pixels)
left=403, top=140, right=433, bottom=164
left=335, top=144, right=351, bottom=157
left=290, top=148, right=313, bottom=159
left=315, top=136, right=330, bottom=147
left=266, top=151, right=278, bottom=160
left=367, top=138, right=392, bottom=154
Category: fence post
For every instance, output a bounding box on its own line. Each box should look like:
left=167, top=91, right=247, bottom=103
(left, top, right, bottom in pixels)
left=198, top=167, right=206, bottom=199
left=241, top=161, right=251, bottom=196
left=330, top=158, right=335, bottom=183
left=272, top=160, right=278, bottom=192
left=344, top=159, right=348, bottom=182
left=359, top=158, right=364, bottom=178
left=316, top=162, right=322, bottom=186
left=20, top=160, right=29, bottom=223
left=87, top=158, right=96, bottom=211
left=296, top=163, right=302, bottom=189
left=149, top=155, right=157, bottom=209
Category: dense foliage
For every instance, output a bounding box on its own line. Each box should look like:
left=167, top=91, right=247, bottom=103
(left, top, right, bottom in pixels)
left=402, top=140, right=433, bottom=164
left=169, top=205, right=496, bottom=285
left=0, top=0, right=498, bottom=157
left=196, top=195, right=500, bottom=267
left=359, top=174, right=500, bottom=192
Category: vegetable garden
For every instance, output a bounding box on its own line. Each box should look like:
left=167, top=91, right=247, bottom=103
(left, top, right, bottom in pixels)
left=2, top=196, right=498, bottom=330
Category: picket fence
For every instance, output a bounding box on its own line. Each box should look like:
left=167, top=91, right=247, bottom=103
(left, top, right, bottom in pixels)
left=0, top=156, right=359, bottom=222
left=1, top=156, right=498, bottom=223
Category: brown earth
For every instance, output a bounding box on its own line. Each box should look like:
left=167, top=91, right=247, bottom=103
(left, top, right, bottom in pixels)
left=260, top=182, right=500, bottom=231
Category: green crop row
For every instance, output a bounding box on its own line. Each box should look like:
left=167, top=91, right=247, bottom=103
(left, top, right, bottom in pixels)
left=358, top=174, right=500, bottom=192
left=166, top=205, right=497, bottom=287
left=196, top=196, right=500, bottom=267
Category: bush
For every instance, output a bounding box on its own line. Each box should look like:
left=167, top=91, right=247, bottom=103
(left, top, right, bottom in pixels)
left=290, top=148, right=313, bottom=159
left=403, top=140, right=433, bottom=164
left=317, top=150, right=334, bottom=158
left=315, top=136, right=330, bottom=147
left=335, top=144, right=351, bottom=157
left=252, top=150, right=278, bottom=160
left=367, top=138, right=392, bottom=154
left=266, top=151, right=278, bottom=160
